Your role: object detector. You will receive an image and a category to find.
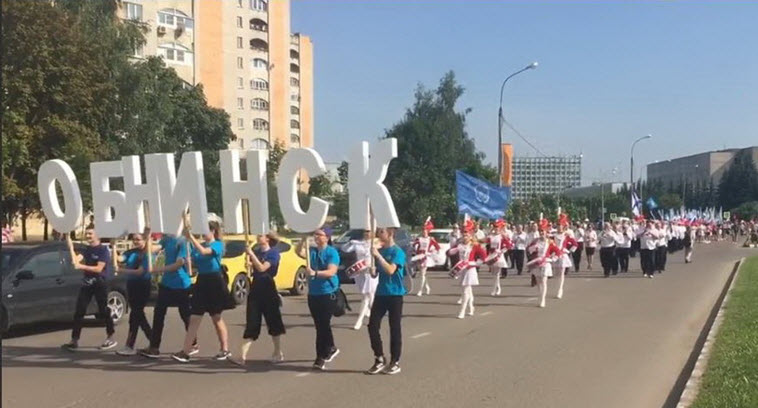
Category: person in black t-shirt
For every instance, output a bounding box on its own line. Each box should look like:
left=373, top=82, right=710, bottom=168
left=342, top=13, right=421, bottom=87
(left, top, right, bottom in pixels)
left=62, top=225, right=117, bottom=351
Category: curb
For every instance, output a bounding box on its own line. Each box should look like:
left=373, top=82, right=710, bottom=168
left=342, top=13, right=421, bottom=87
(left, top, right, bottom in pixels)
left=674, top=257, right=745, bottom=408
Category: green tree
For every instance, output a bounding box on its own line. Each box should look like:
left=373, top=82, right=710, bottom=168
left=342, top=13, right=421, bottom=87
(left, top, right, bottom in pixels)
left=383, top=72, right=497, bottom=227
left=719, top=150, right=758, bottom=210
left=659, top=193, right=683, bottom=210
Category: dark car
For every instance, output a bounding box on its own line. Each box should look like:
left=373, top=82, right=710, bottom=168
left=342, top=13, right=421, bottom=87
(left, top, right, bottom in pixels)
left=333, top=228, right=417, bottom=284
left=1, top=241, right=129, bottom=334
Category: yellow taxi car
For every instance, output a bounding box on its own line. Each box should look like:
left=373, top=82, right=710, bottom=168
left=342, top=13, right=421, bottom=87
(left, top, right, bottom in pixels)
left=219, top=235, right=308, bottom=304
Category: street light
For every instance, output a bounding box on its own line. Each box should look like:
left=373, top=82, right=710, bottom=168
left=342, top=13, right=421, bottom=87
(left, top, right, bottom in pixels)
left=498, top=61, right=538, bottom=187
left=601, top=167, right=618, bottom=226
left=630, top=134, right=652, bottom=191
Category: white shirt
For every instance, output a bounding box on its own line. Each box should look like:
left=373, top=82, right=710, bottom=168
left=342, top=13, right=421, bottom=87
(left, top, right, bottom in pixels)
left=575, top=228, right=585, bottom=243
left=475, top=229, right=486, bottom=241
left=639, top=228, right=660, bottom=250
left=616, top=228, right=633, bottom=248
left=513, top=232, right=528, bottom=250
left=599, top=230, right=618, bottom=248
left=448, top=231, right=462, bottom=248
left=585, top=230, right=598, bottom=248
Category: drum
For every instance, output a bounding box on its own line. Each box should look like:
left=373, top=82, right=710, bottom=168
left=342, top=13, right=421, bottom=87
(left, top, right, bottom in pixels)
left=449, top=260, right=468, bottom=278
left=411, top=254, right=426, bottom=264
left=484, top=251, right=502, bottom=265
left=346, top=259, right=368, bottom=278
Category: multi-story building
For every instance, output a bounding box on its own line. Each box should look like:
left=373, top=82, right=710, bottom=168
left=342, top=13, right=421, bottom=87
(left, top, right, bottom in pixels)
left=118, top=0, right=313, bottom=151
left=511, top=155, right=582, bottom=200
left=647, top=146, right=758, bottom=187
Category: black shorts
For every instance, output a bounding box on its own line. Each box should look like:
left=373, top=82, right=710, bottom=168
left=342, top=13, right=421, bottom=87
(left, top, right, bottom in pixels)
left=585, top=247, right=596, bottom=256
left=244, top=278, right=285, bottom=340
left=190, top=274, right=235, bottom=316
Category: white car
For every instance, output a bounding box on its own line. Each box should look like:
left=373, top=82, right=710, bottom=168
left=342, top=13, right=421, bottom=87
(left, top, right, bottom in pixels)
left=427, top=229, right=453, bottom=269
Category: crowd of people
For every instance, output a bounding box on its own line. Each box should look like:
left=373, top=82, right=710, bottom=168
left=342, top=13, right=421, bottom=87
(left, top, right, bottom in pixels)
left=52, top=212, right=756, bottom=376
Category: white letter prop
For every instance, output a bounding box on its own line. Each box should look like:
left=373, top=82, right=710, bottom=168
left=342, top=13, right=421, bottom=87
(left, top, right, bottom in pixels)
left=90, top=160, right=128, bottom=238
left=276, top=148, right=329, bottom=232
left=123, top=155, right=164, bottom=233
left=151, top=152, right=210, bottom=236
left=37, top=159, right=83, bottom=233
left=348, top=138, right=400, bottom=229
left=220, top=149, right=269, bottom=234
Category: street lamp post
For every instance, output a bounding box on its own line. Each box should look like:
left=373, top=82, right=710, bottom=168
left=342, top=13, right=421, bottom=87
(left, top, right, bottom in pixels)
left=630, top=134, right=652, bottom=192
left=498, top=62, right=538, bottom=187
left=601, top=168, right=618, bottom=226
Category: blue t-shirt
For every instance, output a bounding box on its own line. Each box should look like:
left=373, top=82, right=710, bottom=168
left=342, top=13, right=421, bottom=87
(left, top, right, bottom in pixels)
left=308, top=246, right=340, bottom=295
left=81, top=244, right=111, bottom=279
left=159, top=236, right=191, bottom=289
left=375, top=245, right=406, bottom=296
left=253, top=247, right=280, bottom=280
left=123, top=248, right=152, bottom=281
left=192, top=240, right=224, bottom=275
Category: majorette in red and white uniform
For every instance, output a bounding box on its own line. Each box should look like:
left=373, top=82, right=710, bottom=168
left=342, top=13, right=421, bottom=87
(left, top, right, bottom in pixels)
left=448, top=219, right=487, bottom=286
left=412, top=218, right=441, bottom=269
left=526, top=235, right=562, bottom=278
left=485, top=219, right=513, bottom=269
left=553, top=230, right=578, bottom=270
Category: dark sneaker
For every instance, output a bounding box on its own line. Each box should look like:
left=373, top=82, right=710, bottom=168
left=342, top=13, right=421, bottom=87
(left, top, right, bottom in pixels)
left=171, top=351, right=191, bottom=363
left=188, top=344, right=200, bottom=356
left=99, top=339, right=118, bottom=351
left=61, top=341, right=78, bottom=352
left=213, top=350, right=231, bottom=361
left=325, top=347, right=340, bottom=363
left=366, top=357, right=386, bottom=375
left=312, top=358, right=326, bottom=371
left=384, top=361, right=401, bottom=375
left=139, top=347, right=160, bottom=359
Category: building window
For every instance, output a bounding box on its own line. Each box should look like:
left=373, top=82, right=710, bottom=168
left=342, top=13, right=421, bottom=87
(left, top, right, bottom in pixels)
left=237, top=77, right=244, bottom=89
left=124, top=2, right=143, bottom=21
left=157, top=8, right=194, bottom=29
left=290, top=134, right=300, bottom=145
left=237, top=37, right=244, bottom=49
left=250, top=78, right=268, bottom=90
left=250, top=0, right=268, bottom=12
left=158, top=43, right=192, bottom=65
left=252, top=58, right=268, bottom=69
left=251, top=98, right=269, bottom=110
left=250, top=18, right=268, bottom=32
left=251, top=138, right=270, bottom=150
left=237, top=57, right=244, bottom=69
left=290, top=120, right=300, bottom=129
left=237, top=118, right=244, bottom=129
left=237, top=98, right=244, bottom=109
left=237, top=16, right=243, bottom=28
left=250, top=38, right=268, bottom=52
left=238, top=0, right=244, bottom=7
left=253, top=119, right=269, bottom=130
left=290, top=94, right=300, bottom=101
left=290, top=77, right=299, bottom=87
left=290, top=63, right=299, bottom=73
left=290, top=106, right=299, bottom=115
left=133, top=44, right=144, bottom=58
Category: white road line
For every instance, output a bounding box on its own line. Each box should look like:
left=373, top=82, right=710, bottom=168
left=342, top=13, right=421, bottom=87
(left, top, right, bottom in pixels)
left=295, top=372, right=311, bottom=377
left=480, top=311, right=493, bottom=316
left=411, top=332, right=432, bottom=339
left=526, top=297, right=538, bottom=301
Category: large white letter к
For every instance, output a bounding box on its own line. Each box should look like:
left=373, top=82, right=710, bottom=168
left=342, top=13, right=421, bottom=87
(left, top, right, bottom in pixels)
left=348, top=138, right=400, bottom=229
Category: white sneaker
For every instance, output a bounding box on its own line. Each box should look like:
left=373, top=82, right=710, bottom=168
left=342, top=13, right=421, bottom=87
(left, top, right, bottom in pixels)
left=647, top=274, right=654, bottom=279
left=425, top=286, right=431, bottom=295
left=457, top=312, right=465, bottom=319
left=496, top=287, right=501, bottom=296
left=491, top=290, right=497, bottom=297
left=270, top=352, right=284, bottom=363
left=556, top=288, right=563, bottom=299
left=116, top=346, right=136, bottom=356
left=416, top=291, right=423, bottom=297
left=353, top=322, right=362, bottom=331
left=456, top=298, right=462, bottom=305
left=467, top=307, right=475, bottom=316
left=539, top=300, right=546, bottom=308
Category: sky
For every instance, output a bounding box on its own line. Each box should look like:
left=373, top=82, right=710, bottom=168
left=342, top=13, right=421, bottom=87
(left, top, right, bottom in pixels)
left=290, top=0, right=758, bottom=185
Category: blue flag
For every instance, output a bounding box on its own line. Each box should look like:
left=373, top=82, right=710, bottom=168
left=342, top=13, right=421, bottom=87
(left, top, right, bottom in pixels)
left=455, top=170, right=511, bottom=220
left=646, top=197, right=658, bottom=210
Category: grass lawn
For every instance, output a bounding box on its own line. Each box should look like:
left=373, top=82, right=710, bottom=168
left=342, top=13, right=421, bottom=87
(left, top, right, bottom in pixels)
left=692, top=255, right=758, bottom=408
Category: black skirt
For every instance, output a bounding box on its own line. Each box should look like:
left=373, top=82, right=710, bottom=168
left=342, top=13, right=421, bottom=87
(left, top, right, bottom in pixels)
left=190, top=273, right=236, bottom=316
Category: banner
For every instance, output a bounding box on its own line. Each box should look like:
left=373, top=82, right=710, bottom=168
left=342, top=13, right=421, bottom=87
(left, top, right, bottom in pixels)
left=501, top=143, right=513, bottom=187
left=646, top=197, right=658, bottom=210
left=631, top=190, right=642, bottom=217
left=455, top=170, right=510, bottom=220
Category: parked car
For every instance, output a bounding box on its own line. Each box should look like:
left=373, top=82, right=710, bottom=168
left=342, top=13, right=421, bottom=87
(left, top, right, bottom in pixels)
left=1, top=242, right=129, bottom=334
left=428, top=228, right=453, bottom=269
left=333, top=228, right=417, bottom=284
left=210, top=235, right=308, bottom=304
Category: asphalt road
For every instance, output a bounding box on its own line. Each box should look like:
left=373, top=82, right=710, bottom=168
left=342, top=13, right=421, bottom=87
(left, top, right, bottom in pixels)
left=2, top=242, right=753, bottom=408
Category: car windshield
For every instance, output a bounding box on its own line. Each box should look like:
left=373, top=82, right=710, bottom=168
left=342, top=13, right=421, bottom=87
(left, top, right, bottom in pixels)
left=1, top=248, right=24, bottom=277
left=429, top=232, right=450, bottom=243
left=334, top=230, right=364, bottom=244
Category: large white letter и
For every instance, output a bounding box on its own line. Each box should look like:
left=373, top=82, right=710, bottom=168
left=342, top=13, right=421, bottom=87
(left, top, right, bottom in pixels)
left=151, top=152, right=210, bottom=236
left=348, top=138, right=400, bottom=229
left=90, top=160, right=129, bottom=238
left=277, top=148, right=329, bottom=233
left=37, top=159, right=83, bottom=233
left=220, top=149, right=269, bottom=234
left=122, top=155, right=164, bottom=233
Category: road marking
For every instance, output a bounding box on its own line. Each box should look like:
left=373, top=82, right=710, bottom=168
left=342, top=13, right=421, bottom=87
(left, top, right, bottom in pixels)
left=527, top=297, right=538, bottom=301
left=411, top=332, right=431, bottom=339
left=480, top=311, right=493, bottom=316
left=295, top=372, right=311, bottom=377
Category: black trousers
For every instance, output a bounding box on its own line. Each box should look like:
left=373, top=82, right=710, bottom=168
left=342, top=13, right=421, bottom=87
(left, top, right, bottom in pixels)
left=71, top=279, right=115, bottom=340
left=616, top=247, right=630, bottom=272
left=308, top=294, right=337, bottom=359
left=655, top=246, right=668, bottom=272
left=512, top=249, right=525, bottom=275
left=368, top=295, right=403, bottom=363
left=150, top=285, right=192, bottom=349
left=572, top=243, right=584, bottom=272
left=126, top=279, right=152, bottom=348
left=244, top=278, right=286, bottom=340
left=640, top=249, right=655, bottom=275
left=600, top=247, right=617, bottom=276
left=630, top=239, right=639, bottom=258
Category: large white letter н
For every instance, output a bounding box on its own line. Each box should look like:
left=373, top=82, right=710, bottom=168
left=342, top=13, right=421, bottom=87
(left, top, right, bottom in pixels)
left=122, top=155, right=164, bottom=234
left=219, top=149, right=269, bottom=235
left=348, top=138, right=400, bottom=229
left=37, top=159, right=83, bottom=233
left=277, top=148, right=329, bottom=233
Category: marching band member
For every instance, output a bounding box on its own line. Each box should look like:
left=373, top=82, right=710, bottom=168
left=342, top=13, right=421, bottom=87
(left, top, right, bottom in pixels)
left=527, top=222, right=541, bottom=287
left=343, top=229, right=378, bottom=330
left=638, top=220, right=660, bottom=278
left=584, top=224, right=598, bottom=270
left=448, top=224, right=462, bottom=269
left=655, top=221, right=670, bottom=273
left=599, top=223, right=619, bottom=277
left=572, top=222, right=585, bottom=272
left=485, top=219, right=513, bottom=296
left=512, top=225, right=528, bottom=275
left=412, top=218, right=441, bottom=297
left=683, top=225, right=695, bottom=263
left=553, top=225, right=578, bottom=299
left=448, top=220, right=486, bottom=319
left=526, top=228, right=561, bottom=308
left=616, top=221, right=634, bottom=273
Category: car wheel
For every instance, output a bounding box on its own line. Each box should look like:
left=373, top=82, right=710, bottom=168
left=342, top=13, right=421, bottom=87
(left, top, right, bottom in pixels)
left=107, top=291, right=127, bottom=325
left=0, top=305, right=9, bottom=335
left=232, top=273, right=250, bottom=305
left=290, top=267, right=308, bottom=296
